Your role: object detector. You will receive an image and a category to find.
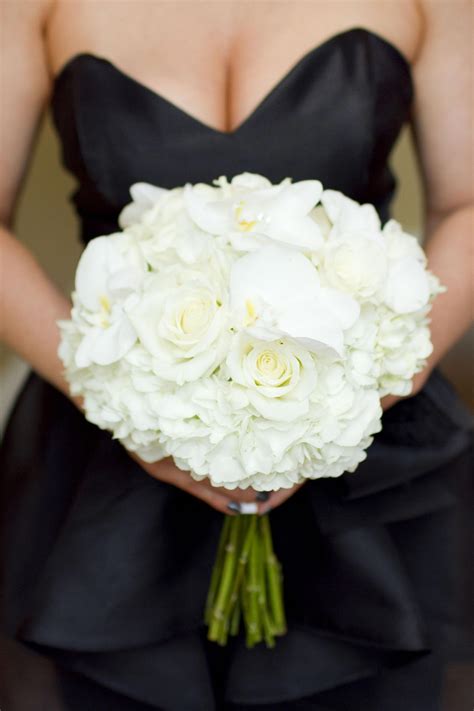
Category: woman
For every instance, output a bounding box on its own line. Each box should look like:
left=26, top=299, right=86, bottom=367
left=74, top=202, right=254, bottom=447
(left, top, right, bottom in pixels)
left=0, top=1, right=472, bottom=709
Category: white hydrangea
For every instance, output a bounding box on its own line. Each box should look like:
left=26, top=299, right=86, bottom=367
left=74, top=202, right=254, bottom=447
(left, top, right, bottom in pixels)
left=58, top=173, right=443, bottom=490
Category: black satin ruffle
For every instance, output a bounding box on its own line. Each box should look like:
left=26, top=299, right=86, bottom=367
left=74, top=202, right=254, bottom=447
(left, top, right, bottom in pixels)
left=1, top=367, right=472, bottom=708
left=1, top=27, right=473, bottom=709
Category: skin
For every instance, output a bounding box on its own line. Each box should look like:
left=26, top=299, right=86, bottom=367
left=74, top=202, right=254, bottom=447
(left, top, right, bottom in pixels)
left=0, top=0, right=472, bottom=516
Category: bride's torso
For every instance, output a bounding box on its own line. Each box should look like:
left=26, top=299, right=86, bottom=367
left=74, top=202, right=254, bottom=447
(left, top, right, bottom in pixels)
left=44, top=0, right=421, bottom=244
left=45, top=0, right=422, bottom=135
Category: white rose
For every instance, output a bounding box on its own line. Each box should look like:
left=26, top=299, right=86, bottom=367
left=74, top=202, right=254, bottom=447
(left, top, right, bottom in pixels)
left=127, top=269, right=230, bottom=384
left=323, top=234, right=388, bottom=300
left=58, top=171, right=443, bottom=496
left=226, top=334, right=317, bottom=421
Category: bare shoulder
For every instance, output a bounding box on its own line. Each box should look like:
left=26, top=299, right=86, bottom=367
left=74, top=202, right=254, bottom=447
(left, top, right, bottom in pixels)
left=2, top=0, right=54, bottom=33
left=416, top=0, right=471, bottom=57
left=419, top=0, right=471, bottom=26
left=2, top=0, right=54, bottom=77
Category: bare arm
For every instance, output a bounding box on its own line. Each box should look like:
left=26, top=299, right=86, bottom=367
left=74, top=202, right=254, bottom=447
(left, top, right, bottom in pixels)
left=272, top=0, right=473, bottom=508
left=413, top=0, right=473, bottom=369
left=0, top=1, right=262, bottom=514
left=0, top=0, right=74, bottom=398
left=381, top=0, right=473, bottom=410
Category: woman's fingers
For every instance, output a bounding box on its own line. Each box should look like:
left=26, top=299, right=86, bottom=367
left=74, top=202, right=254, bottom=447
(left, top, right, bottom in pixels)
left=129, top=451, right=303, bottom=515
left=185, top=478, right=240, bottom=515
left=258, top=482, right=305, bottom=513
left=142, top=455, right=271, bottom=504
left=179, top=476, right=264, bottom=515
left=197, top=480, right=266, bottom=504
left=196, top=479, right=304, bottom=516
left=130, top=454, right=241, bottom=514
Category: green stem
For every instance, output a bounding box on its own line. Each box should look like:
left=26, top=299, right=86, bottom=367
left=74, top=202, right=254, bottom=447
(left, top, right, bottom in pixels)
left=260, top=514, right=286, bottom=635
left=245, top=517, right=262, bottom=647
left=224, top=515, right=255, bottom=622
left=207, top=515, right=242, bottom=644
left=221, top=516, right=248, bottom=643
left=229, top=595, right=241, bottom=637
left=205, top=515, right=232, bottom=625
left=255, top=523, right=275, bottom=648
left=205, top=512, right=287, bottom=648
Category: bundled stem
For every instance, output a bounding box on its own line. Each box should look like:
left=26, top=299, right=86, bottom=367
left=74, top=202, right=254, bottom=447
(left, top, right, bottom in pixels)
left=207, top=515, right=242, bottom=644
left=205, top=513, right=286, bottom=648
left=205, top=515, right=232, bottom=625
left=260, top=514, right=287, bottom=635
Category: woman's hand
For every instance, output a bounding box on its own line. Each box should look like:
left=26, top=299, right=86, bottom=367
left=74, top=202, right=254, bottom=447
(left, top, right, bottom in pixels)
left=129, top=451, right=303, bottom=516
left=72, top=395, right=305, bottom=516
left=129, top=361, right=434, bottom=514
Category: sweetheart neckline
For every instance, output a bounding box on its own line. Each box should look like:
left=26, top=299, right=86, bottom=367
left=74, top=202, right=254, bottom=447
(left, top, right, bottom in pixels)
left=51, top=26, right=414, bottom=137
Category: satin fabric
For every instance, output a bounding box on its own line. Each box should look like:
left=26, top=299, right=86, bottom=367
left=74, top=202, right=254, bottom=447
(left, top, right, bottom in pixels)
left=1, top=27, right=473, bottom=710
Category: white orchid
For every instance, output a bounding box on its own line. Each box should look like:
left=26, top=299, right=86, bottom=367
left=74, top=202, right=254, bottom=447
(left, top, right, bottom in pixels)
left=320, top=189, right=382, bottom=236
left=58, top=173, right=442, bottom=490
left=118, top=182, right=169, bottom=228
left=184, top=173, right=324, bottom=251
left=229, top=245, right=359, bottom=356
left=72, top=234, right=146, bottom=366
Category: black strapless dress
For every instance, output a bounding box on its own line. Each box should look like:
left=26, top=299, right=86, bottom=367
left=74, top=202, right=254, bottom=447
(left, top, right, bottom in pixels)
left=1, top=28, right=473, bottom=711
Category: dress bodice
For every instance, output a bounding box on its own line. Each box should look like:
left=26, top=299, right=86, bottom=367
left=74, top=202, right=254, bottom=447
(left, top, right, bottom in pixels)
left=50, top=27, right=414, bottom=244
left=1, top=26, right=473, bottom=710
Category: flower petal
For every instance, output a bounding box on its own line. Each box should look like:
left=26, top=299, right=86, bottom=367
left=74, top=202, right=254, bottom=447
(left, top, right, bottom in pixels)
left=183, top=183, right=231, bottom=234
left=118, top=182, right=168, bottom=228
left=75, top=237, right=111, bottom=311
left=91, top=318, right=137, bottom=365
left=384, top=257, right=430, bottom=313
left=318, top=287, right=360, bottom=330
left=230, top=245, right=320, bottom=312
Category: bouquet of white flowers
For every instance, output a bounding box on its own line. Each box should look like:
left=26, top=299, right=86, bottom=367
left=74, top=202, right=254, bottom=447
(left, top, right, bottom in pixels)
left=58, top=172, right=444, bottom=647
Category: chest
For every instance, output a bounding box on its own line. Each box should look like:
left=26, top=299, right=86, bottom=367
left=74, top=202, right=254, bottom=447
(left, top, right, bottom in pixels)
left=51, top=25, right=414, bottom=250
left=47, top=0, right=420, bottom=134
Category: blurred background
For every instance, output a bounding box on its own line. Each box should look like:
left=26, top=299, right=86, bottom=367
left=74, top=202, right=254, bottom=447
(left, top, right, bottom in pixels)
left=0, top=113, right=472, bottom=433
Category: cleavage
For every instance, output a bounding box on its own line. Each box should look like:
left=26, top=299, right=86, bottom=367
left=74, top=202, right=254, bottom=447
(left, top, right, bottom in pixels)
left=48, top=2, right=417, bottom=134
